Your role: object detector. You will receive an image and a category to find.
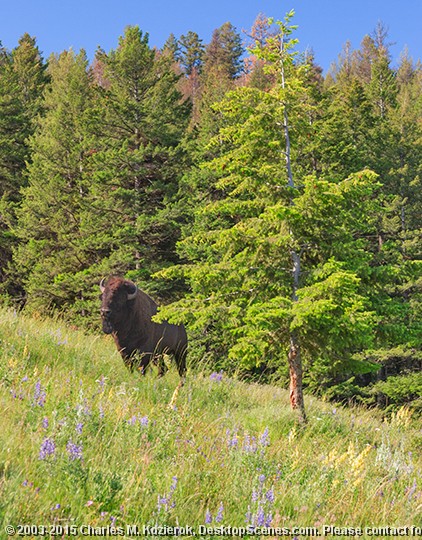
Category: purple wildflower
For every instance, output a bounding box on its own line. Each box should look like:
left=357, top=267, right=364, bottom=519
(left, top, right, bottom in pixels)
left=256, top=506, right=265, bottom=526
left=39, top=437, right=56, bottom=460
left=158, top=496, right=168, bottom=507
left=215, top=502, right=224, bottom=523
left=140, top=415, right=149, bottom=427
left=243, top=433, right=257, bottom=453
left=210, top=371, right=223, bottom=382
left=96, top=375, right=106, bottom=392
left=205, top=509, right=212, bottom=524
left=259, top=427, right=270, bottom=447
left=110, top=516, right=117, bottom=527
left=83, top=399, right=91, bottom=416
left=66, top=440, right=83, bottom=461
left=128, top=415, right=137, bottom=425
left=42, top=417, right=49, bottom=429
left=226, top=429, right=238, bottom=449
left=21, top=376, right=29, bottom=382
left=51, top=503, right=61, bottom=510
left=157, top=476, right=178, bottom=513
left=99, top=404, right=105, bottom=419
left=258, top=474, right=266, bottom=484
left=406, top=481, right=417, bottom=500
left=170, top=476, right=178, bottom=492
left=76, top=422, right=83, bottom=434
left=266, top=488, right=275, bottom=503
left=33, top=381, right=46, bottom=407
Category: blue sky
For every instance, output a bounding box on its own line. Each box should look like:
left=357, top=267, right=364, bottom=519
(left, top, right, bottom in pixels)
left=1, top=1, right=421, bottom=72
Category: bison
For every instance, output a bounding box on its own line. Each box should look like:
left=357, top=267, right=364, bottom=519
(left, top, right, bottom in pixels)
left=99, top=276, right=187, bottom=380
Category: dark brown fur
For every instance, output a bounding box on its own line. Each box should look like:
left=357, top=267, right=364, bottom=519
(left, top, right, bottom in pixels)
left=100, top=276, right=187, bottom=377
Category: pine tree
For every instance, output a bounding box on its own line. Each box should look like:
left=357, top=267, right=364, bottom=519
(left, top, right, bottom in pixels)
left=162, top=33, right=181, bottom=62
left=243, top=13, right=275, bottom=90
left=203, top=22, right=244, bottom=80
left=157, top=12, right=384, bottom=422
left=178, top=31, right=204, bottom=125
left=0, top=34, right=46, bottom=294
left=87, top=26, right=190, bottom=300
left=196, top=23, right=244, bottom=138
left=13, top=49, right=97, bottom=318
left=179, top=31, right=204, bottom=76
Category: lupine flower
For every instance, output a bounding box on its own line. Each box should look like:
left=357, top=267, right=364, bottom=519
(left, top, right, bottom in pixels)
left=110, top=516, right=117, bottom=527
left=33, top=381, right=46, bottom=407
left=66, top=440, right=83, bottom=461
left=42, top=417, right=49, bottom=429
left=76, top=422, right=83, bottom=434
left=266, top=488, right=275, bottom=503
left=259, top=427, right=270, bottom=447
left=406, top=481, right=417, bottom=500
left=158, top=496, right=168, bottom=507
left=157, top=476, right=178, bottom=513
left=226, top=429, right=238, bottom=449
left=205, top=509, right=212, bottom=524
left=256, top=506, right=265, bottom=526
left=51, top=504, right=61, bottom=510
left=99, top=404, right=105, bottom=419
left=243, top=433, right=257, bottom=453
left=215, top=502, right=224, bottom=523
left=245, top=507, right=252, bottom=524
left=248, top=475, right=275, bottom=529
left=140, top=415, right=149, bottom=426
left=21, top=376, right=29, bottom=382
left=128, top=415, right=137, bottom=425
left=210, top=371, right=223, bottom=382
left=39, top=437, right=56, bottom=460
left=83, top=399, right=91, bottom=416
left=96, top=376, right=106, bottom=391
left=265, top=513, right=273, bottom=527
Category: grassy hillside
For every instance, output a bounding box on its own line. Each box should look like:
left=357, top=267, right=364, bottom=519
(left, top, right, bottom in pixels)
left=0, top=307, right=421, bottom=536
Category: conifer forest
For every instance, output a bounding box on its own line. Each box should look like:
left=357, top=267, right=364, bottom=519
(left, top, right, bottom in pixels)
left=0, top=12, right=421, bottom=416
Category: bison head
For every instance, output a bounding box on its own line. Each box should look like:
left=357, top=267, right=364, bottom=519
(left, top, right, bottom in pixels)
left=99, top=277, right=137, bottom=334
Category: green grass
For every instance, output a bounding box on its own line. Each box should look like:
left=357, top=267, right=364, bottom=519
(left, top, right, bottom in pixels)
left=0, top=307, right=421, bottom=538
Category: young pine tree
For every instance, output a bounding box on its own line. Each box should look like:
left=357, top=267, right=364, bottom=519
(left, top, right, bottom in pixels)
left=157, top=12, right=383, bottom=422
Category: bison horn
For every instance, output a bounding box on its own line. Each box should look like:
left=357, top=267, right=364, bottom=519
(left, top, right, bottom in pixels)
left=126, top=281, right=138, bottom=300
left=99, top=277, right=106, bottom=292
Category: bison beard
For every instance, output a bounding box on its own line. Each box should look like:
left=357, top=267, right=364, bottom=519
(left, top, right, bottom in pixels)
left=99, top=277, right=187, bottom=380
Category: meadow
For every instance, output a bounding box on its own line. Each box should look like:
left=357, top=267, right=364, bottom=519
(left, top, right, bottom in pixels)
left=0, top=306, right=420, bottom=538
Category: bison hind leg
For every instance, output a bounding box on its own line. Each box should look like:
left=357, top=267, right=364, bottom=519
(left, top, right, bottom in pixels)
left=174, top=346, right=187, bottom=378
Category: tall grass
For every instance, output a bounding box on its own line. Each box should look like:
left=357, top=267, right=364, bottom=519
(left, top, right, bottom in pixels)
left=0, top=307, right=421, bottom=536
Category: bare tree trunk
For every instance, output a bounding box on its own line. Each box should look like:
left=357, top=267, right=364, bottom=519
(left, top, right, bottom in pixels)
left=280, top=30, right=306, bottom=422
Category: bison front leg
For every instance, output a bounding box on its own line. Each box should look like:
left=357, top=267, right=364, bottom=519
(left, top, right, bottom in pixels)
left=156, top=355, right=168, bottom=378
left=123, top=352, right=153, bottom=375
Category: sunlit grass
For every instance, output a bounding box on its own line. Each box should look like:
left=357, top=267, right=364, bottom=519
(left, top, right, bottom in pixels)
left=0, top=307, right=421, bottom=534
